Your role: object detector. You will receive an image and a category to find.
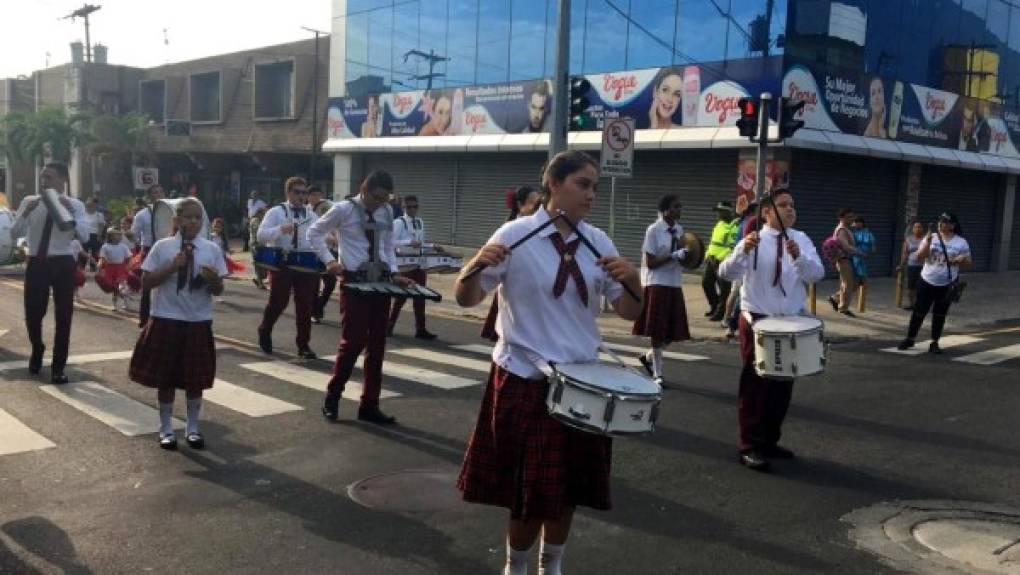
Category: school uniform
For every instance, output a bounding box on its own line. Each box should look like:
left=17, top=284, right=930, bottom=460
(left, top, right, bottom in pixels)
left=129, top=235, right=227, bottom=392
left=257, top=202, right=320, bottom=350
left=96, top=241, right=132, bottom=293
left=719, top=225, right=825, bottom=454
left=458, top=208, right=624, bottom=520
left=131, top=205, right=158, bottom=325
left=388, top=213, right=430, bottom=333
left=308, top=198, right=399, bottom=413
left=10, top=194, right=90, bottom=378
left=632, top=217, right=691, bottom=343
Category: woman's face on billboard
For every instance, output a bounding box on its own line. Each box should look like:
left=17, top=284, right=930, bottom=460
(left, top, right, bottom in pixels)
left=432, top=96, right=452, bottom=132
left=870, top=78, right=885, bottom=117
left=654, top=74, right=683, bottom=120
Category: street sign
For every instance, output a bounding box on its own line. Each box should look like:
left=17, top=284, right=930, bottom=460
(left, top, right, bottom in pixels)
left=600, top=117, right=634, bottom=178
left=133, top=167, right=159, bottom=190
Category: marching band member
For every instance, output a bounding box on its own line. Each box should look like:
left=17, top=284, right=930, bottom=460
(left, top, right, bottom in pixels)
left=308, top=170, right=414, bottom=425
left=632, top=194, right=691, bottom=386
left=131, top=184, right=166, bottom=327
left=308, top=184, right=336, bottom=323
left=129, top=199, right=227, bottom=450
left=10, top=162, right=90, bottom=384
left=97, top=227, right=133, bottom=310
left=480, top=185, right=542, bottom=341
left=719, top=188, right=825, bottom=472
left=454, top=151, right=642, bottom=575
left=387, top=194, right=439, bottom=339
left=256, top=177, right=319, bottom=358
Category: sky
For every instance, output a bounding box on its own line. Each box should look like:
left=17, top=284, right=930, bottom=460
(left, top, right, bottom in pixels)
left=0, top=0, right=333, bottom=79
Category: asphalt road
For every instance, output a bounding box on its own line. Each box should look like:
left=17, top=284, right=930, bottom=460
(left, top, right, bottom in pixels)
left=0, top=272, right=1018, bottom=574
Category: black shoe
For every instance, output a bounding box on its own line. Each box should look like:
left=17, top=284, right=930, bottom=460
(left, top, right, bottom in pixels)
left=709, top=312, right=725, bottom=322
left=310, top=316, right=322, bottom=325
left=159, top=433, right=178, bottom=451
left=828, top=296, right=839, bottom=312
left=637, top=353, right=654, bottom=377
left=739, top=449, right=771, bottom=471
left=28, top=346, right=44, bottom=375
left=358, top=406, right=396, bottom=425
left=762, top=444, right=795, bottom=459
left=840, top=309, right=857, bottom=318
left=322, top=398, right=339, bottom=421
left=185, top=432, right=205, bottom=450
left=896, top=338, right=915, bottom=350
left=297, top=346, right=318, bottom=360
left=704, top=309, right=715, bottom=317
left=903, top=305, right=914, bottom=311
left=258, top=330, right=273, bottom=354
left=414, top=329, right=437, bottom=341
left=50, top=372, right=68, bottom=385
left=929, top=342, right=943, bottom=355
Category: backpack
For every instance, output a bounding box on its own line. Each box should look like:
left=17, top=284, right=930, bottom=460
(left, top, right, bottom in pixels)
left=821, top=231, right=847, bottom=264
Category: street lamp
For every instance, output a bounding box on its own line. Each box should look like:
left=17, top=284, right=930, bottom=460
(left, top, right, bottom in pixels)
left=301, top=26, right=327, bottom=184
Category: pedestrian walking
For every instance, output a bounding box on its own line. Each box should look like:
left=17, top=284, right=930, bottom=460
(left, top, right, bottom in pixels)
left=898, top=219, right=925, bottom=309
left=850, top=215, right=876, bottom=292
left=897, top=212, right=971, bottom=354
left=825, top=207, right=860, bottom=316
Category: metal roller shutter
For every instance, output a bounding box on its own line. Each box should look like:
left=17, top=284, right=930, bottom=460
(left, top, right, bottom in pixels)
left=1010, top=190, right=1020, bottom=270
left=453, top=152, right=547, bottom=247
left=362, top=154, right=457, bottom=244
left=789, top=150, right=901, bottom=277
left=920, top=165, right=1000, bottom=272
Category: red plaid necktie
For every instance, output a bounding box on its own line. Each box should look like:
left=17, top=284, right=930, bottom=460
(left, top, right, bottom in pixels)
left=37, top=215, right=55, bottom=258
left=550, top=232, right=588, bottom=306
left=773, top=234, right=787, bottom=296
left=366, top=211, right=376, bottom=262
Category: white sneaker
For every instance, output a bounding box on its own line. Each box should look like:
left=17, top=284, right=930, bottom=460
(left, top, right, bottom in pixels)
left=653, top=376, right=665, bottom=387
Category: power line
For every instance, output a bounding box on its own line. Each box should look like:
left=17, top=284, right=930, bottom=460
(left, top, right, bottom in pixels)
left=332, top=0, right=420, bottom=21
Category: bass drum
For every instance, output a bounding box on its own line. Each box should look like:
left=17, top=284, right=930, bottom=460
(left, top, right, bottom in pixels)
left=152, top=198, right=210, bottom=241
left=0, top=209, right=17, bottom=265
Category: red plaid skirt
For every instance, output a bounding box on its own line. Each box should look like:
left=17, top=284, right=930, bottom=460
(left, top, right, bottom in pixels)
left=458, top=363, right=612, bottom=520
left=631, top=285, right=691, bottom=343
left=129, top=318, right=216, bottom=392
left=479, top=294, right=499, bottom=342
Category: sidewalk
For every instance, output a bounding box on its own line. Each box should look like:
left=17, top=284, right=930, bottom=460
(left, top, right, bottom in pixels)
left=228, top=244, right=1020, bottom=342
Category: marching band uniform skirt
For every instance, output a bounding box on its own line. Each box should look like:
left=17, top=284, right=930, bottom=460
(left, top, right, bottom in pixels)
left=458, top=363, right=612, bottom=520
left=631, top=285, right=691, bottom=343
left=95, top=263, right=130, bottom=293
left=130, top=318, right=216, bottom=392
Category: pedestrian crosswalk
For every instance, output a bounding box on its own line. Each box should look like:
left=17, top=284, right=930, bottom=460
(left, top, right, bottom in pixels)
left=0, top=407, right=55, bottom=455
left=39, top=381, right=185, bottom=437
left=879, top=334, right=1020, bottom=366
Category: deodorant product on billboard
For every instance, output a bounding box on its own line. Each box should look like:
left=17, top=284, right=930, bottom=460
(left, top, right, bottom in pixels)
left=888, top=81, right=903, bottom=139
left=682, top=66, right=701, bottom=126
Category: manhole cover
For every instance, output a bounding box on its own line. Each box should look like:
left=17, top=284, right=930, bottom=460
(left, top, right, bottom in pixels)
left=348, top=469, right=468, bottom=512
left=843, top=500, right=1020, bottom=574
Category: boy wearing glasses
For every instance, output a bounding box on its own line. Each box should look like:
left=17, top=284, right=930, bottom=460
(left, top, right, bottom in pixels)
left=387, top=195, right=441, bottom=339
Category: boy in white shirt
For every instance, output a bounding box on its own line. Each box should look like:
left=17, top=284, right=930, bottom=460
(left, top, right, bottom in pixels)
left=129, top=199, right=228, bottom=450
left=387, top=194, right=440, bottom=339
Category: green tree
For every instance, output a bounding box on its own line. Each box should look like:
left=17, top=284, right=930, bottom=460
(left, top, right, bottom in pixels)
left=0, top=108, right=93, bottom=166
left=87, top=112, right=153, bottom=167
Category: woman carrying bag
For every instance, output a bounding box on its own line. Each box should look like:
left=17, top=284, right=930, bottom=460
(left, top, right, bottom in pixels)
left=897, top=212, right=971, bottom=354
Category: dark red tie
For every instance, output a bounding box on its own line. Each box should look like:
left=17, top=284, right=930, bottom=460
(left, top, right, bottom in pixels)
left=366, top=211, right=376, bottom=262
left=177, top=241, right=195, bottom=293
left=773, top=235, right=787, bottom=296
left=37, top=215, right=54, bottom=259
left=667, top=226, right=678, bottom=252
left=550, top=233, right=588, bottom=306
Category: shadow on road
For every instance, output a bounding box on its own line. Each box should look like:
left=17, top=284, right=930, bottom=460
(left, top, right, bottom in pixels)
left=1, top=516, right=93, bottom=574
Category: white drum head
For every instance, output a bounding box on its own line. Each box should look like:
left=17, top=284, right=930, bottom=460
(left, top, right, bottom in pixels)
left=554, top=362, right=660, bottom=396
left=0, top=209, right=15, bottom=264
left=152, top=199, right=210, bottom=241
left=753, top=315, right=823, bottom=334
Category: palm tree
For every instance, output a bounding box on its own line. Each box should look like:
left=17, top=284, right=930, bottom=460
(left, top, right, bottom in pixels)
left=0, top=107, right=93, bottom=166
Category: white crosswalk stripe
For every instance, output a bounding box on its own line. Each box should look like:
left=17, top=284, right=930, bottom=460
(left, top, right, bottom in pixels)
left=239, top=362, right=402, bottom=400
left=601, top=342, right=710, bottom=362
left=952, top=343, right=1020, bottom=366
left=204, top=379, right=304, bottom=417
left=0, top=408, right=56, bottom=455
left=0, top=350, right=135, bottom=372
left=38, top=381, right=183, bottom=436
left=388, top=347, right=492, bottom=374
left=880, top=335, right=984, bottom=356
left=454, top=343, right=707, bottom=366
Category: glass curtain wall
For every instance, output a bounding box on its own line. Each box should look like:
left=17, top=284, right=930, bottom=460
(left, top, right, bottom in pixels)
left=343, top=0, right=788, bottom=95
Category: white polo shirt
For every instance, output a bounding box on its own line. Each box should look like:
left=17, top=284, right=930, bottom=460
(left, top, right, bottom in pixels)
left=719, top=225, right=825, bottom=317
left=640, top=218, right=684, bottom=288
left=257, top=203, right=318, bottom=251
left=131, top=206, right=157, bottom=248
left=307, top=199, right=398, bottom=273
left=393, top=214, right=426, bottom=246
left=10, top=194, right=90, bottom=257
left=100, top=242, right=131, bottom=264
left=480, top=208, right=624, bottom=379
left=142, top=235, right=227, bottom=322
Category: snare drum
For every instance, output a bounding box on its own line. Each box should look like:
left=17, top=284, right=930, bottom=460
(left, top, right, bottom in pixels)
left=284, top=250, right=324, bottom=274
left=396, top=255, right=421, bottom=272
left=253, top=246, right=284, bottom=271
left=421, top=254, right=463, bottom=274
left=752, top=315, right=827, bottom=380
left=547, top=362, right=662, bottom=436
left=0, top=209, right=16, bottom=266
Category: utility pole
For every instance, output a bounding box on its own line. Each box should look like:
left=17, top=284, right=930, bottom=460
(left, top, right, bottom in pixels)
left=549, top=0, right=570, bottom=159
left=61, top=4, right=101, bottom=63
left=301, top=27, right=327, bottom=183
left=404, top=49, right=449, bottom=90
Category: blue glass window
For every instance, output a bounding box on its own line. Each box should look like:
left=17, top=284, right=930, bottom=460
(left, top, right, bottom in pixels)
left=477, top=0, right=512, bottom=83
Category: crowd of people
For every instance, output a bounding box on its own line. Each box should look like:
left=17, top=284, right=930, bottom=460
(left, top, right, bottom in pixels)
left=8, top=155, right=973, bottom=575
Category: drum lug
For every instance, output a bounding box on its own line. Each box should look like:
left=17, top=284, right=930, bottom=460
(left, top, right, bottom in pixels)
left=789, top=335, right=797, bottom=350
left=756, top=334, right=763, bottom=347
left=603, top=397, right=615, bottom=424
left=552, top=381, right=564, bottom=404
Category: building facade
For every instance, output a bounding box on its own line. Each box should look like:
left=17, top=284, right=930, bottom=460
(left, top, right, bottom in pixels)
left=326, top=0, right=1020, bottom=274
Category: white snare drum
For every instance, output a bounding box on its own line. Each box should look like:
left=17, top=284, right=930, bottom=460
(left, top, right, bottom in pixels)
left=396, top=255, right=421, bottom=272
left=547, top=362, right=662, bottom=436
left=421, top=254, right=463, bottom=274
left=752, top=315, right=827, bottom=380
left=0, top=209, right=18, bottom=266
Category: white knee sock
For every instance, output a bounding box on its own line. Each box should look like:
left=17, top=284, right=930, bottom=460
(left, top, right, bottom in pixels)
left=504, top=541, right=531, bottom=575
left=651, top=347, right=664, bottom=378
left=159, top=403, right=174, bottom=436
left=538, top=541, right=564, bottom=575
left=186, top=398, right=202, bottom=435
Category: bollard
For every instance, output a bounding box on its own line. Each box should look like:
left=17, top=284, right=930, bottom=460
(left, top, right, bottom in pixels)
left=808, top=282, right=817, bottom=315
left=857, top=283, right=866, bottom=313
left=894, top=267, right=904, bottom=308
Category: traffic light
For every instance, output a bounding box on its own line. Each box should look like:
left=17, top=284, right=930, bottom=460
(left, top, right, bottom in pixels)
left=736, top=97, right=758, bottom=139
left=568, top=77, right=592, bottom=131
left=778, top=97, right=806, bottom=139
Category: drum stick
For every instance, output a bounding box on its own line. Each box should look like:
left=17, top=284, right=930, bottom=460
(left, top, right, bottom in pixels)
left=460, top=213, right=563, bottom=281
left=556, top=210, right=642, bottom=303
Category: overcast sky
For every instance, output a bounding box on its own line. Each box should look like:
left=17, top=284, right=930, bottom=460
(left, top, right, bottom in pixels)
left=1, top=0, right=333, bottom=79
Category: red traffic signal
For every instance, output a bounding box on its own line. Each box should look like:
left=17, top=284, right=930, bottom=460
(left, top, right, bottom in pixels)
left=736, top=97, right=759, bottom=139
